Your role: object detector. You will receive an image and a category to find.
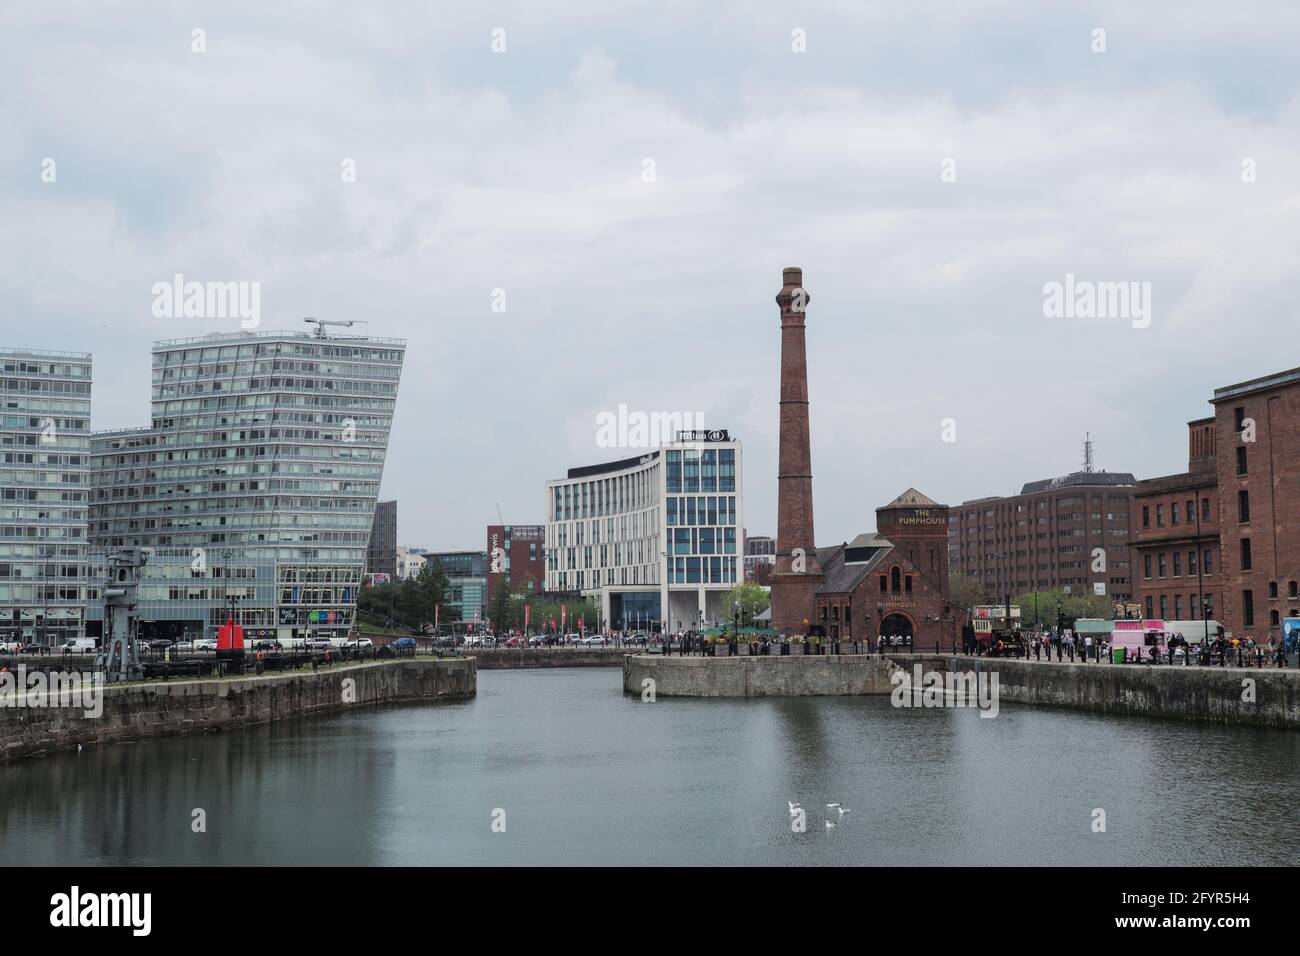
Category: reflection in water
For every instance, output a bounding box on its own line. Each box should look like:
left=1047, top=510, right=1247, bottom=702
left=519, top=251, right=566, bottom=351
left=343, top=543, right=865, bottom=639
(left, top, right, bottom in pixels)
left=2, top=670, right=1297, bottom=866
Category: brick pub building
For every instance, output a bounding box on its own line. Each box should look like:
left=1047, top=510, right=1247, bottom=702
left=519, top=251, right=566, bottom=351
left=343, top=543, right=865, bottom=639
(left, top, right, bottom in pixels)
left=814, top=489, right=956, bottom=648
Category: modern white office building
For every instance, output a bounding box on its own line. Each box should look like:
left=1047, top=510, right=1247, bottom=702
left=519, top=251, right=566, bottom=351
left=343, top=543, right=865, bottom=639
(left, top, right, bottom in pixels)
left=544, top=431, right=743, bottom=632
left=87, top=328, right=405, bottom=643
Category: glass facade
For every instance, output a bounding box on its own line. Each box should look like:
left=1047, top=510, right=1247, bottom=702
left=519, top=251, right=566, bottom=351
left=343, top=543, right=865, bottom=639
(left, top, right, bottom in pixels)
left=0, top=349, right=92, bottom=646
left=430, top=551, right=487, bottom=623
left=545, top=438, right=744, bottom=630
left=87, top=330, right=404, bottom=639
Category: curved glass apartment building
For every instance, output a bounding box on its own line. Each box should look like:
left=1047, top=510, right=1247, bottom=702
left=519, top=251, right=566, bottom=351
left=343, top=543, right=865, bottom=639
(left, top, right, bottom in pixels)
left=545, top=433, right=743, bottom=632
left=87, top=329, right=404, bottom=642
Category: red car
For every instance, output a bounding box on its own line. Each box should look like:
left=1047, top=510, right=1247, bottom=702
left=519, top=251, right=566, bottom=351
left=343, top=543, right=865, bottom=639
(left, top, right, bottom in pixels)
left=503, top=637, right=526, bottom=647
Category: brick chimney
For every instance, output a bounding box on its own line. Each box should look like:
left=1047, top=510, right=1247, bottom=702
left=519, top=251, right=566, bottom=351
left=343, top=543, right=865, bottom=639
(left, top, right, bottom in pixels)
left=1188, top=417, right=1216, bottom=473
left=769, top=266, right=824, bottom=634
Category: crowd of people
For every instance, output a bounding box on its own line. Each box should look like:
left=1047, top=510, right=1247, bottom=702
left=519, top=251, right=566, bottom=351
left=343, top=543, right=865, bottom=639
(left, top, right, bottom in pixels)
left=963, top=628, right=1292, bottom=667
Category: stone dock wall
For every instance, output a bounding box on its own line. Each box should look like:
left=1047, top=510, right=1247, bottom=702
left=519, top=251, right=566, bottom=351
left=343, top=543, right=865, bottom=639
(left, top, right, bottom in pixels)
left=622, top=653, right=1300, bottom=729
left=469, top=647, right=626, bottom=668
left=1, top=657, right=476, bottom=761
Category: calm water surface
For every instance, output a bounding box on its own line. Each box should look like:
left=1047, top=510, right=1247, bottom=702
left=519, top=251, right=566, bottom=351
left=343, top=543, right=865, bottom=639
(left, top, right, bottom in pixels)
left=3, top=668, right=1298, bottom=866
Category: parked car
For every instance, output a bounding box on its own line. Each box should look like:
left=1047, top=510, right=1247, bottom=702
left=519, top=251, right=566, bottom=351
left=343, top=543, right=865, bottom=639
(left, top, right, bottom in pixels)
left=60, top=638, right=97, bottom=653
left=503, top=637, right=525, bottom=647
left=306, top=637, right=333, bottom=650
left=146, top=639, right=175, bottom=651
left=251, top=639, right=282, bottom=651
left=343, top=637, right=374, bottom=649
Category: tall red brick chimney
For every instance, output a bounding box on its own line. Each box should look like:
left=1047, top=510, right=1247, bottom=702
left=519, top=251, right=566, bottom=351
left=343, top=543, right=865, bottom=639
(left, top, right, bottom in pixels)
left=770, top=266, right=823, bottom=634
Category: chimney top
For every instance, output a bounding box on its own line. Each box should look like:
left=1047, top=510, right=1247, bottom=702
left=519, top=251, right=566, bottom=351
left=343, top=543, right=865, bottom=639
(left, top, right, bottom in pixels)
left=783, top=266, right=803, bottom=286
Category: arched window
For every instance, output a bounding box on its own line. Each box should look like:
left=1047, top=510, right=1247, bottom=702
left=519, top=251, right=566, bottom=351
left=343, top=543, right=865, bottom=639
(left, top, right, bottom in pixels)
left=891, top=566, right=901, bottom=593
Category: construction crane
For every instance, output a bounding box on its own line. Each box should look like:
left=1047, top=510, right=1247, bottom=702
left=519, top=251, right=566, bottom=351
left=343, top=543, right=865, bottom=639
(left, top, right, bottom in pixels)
left=303, top=317, right=360, bottom=338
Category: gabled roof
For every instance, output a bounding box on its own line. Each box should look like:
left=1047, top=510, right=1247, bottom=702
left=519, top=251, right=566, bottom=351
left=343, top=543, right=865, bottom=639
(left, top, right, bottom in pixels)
left=880, top=487, right=940, bottom=509
left=815, top=541, right=893, bottom=595
left=847, top=532, right=892, bottom=551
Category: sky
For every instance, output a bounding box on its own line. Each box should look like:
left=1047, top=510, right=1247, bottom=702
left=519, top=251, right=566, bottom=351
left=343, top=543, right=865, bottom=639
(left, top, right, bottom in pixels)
left=3, top=1, right=1298, bottom=551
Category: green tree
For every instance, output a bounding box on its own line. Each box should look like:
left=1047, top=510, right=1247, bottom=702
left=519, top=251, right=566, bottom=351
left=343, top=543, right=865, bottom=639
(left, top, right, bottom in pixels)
left=413, top=559, right=451, bottom=626
left=720, top=582, right=770, bottom=628
left=1011, top=589, right=1112, bottom=631
left=948, top=573, right=990, bottom=613
left=488, top=579, right=518, bottom=633
left=522, top=595, right=601, bottom=633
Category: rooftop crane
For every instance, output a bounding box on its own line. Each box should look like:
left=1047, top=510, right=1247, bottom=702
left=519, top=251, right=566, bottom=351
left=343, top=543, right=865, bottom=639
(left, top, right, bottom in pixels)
left=303, top=317, right=359, bottom=338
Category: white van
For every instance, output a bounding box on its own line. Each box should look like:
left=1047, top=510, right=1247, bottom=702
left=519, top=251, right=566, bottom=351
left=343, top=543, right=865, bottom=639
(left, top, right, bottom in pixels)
left=60, top=638, right=97, bottom=653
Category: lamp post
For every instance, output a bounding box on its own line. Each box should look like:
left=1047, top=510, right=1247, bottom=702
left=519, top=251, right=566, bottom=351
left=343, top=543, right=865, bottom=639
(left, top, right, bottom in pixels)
left=1202, top=593, right=1212, bottom=665
left=1195, top=498, right=1209, bottom=653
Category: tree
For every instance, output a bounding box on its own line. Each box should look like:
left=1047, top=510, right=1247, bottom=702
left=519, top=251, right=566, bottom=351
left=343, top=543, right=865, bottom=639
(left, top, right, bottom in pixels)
left=488, top=579, right=518, bottom=633
left=521, top=595, right=601, bottom=633
left=1011, top=589, right=1112, bottom=631
left=948, top=573, right=990, bottom=613
left=355, top=559, right=459, bottom=633
left=720, top=582, right=770, bottom=628
left=413, top=559, right=452, bottom=627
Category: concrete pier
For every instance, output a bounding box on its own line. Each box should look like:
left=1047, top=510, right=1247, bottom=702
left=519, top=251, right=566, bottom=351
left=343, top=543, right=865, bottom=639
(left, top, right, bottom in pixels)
left=0, top=656, right=476, bottom=762
left=623, top=653, right=1300, bottom=729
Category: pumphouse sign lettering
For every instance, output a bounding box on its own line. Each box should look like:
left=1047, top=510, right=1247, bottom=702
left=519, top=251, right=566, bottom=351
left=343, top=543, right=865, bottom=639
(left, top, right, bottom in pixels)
left=892, top=509, right=947, bottom=526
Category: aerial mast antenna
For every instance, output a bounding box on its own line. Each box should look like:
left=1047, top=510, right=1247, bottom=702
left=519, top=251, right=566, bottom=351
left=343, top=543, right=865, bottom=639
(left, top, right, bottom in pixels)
left=1082, top=433, right=1095, bottom=473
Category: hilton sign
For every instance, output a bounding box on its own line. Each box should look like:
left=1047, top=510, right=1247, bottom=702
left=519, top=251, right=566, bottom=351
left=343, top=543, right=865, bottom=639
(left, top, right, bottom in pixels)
left=676, top=429, right=730, bottom=443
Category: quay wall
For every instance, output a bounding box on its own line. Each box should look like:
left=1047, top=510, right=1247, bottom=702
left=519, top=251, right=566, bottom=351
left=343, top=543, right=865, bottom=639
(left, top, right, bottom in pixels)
left=1, top=657, right=476, bottom=762
left=622, top=654, right=1300, bottom=729
left=470, top=647, right=626, bottom=668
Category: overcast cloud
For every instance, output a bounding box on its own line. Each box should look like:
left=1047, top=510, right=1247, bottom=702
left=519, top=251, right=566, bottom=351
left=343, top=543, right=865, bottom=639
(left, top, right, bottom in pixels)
left=3, top=1, right=1298, bottom=550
